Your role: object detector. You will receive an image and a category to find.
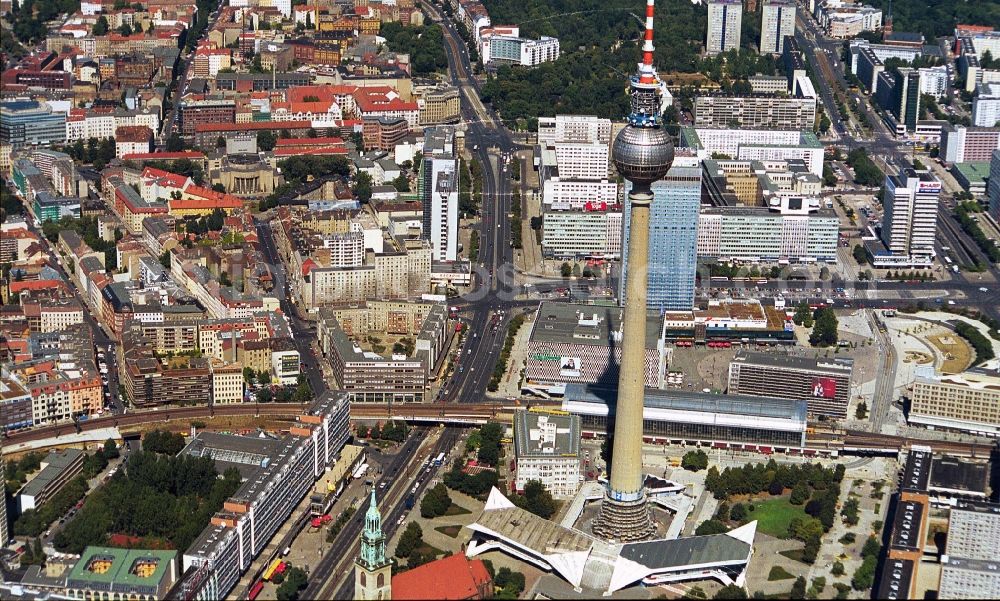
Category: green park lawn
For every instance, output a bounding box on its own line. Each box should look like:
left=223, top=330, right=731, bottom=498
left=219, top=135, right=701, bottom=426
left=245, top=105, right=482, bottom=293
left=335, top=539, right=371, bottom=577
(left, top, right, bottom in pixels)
left=746, top=497, right=808, bottom=539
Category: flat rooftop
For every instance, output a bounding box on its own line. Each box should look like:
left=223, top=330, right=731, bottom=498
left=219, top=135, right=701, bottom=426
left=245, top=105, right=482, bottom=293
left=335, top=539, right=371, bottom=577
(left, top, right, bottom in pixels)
left=563, top=383, right=808, bottom=426
left=731, top=350, right=854, bottom=375
left=513, top=410, right=580, bottom=459
left=530, top=302, right=661, bottom=350
left=929, top=456, right=990, bottom=496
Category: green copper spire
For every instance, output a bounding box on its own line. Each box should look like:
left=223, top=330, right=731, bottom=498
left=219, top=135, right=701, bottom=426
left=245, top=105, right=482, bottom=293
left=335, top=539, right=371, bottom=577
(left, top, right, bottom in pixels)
left=358, top=486, right=388, bottom=569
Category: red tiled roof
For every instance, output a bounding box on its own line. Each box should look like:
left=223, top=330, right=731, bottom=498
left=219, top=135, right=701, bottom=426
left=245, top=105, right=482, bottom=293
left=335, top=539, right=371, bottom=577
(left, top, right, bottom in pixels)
left=193, top=121, right=313, bottom=133
left=9, top=279, right=67, bottom=293
left=391, top=554, right=492, bottom=601
left=123, top=151, right=206, bottom=160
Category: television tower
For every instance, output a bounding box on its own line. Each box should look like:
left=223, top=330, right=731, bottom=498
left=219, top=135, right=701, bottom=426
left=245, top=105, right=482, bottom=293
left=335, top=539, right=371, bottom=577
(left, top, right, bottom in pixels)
left=592, top=0, right=674, bottom=542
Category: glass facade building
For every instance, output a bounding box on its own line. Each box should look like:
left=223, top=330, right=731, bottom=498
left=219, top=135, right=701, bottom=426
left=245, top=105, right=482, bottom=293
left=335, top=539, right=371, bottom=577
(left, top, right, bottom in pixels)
left=0, top=100, right=66, bottom=148
left=620, top=164, right=701, bottom=312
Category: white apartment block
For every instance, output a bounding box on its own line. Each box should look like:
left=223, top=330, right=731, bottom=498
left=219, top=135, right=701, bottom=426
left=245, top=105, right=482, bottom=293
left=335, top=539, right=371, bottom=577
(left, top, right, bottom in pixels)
left=65, top=110, right=160, bottom=143
left=697, top=203, right=839, bottom=263
left=972, top=83, right=1000, bottom=127
left=541, top=208, right=622, bottom=259
left=707, top=0, right=743, bottom=55
left=919, top=66, right=950, bottom=99
left=542, top=179, right=619, bottom=210
left=815, top=1, right=882, bottom=38
left=39, top=306, right=84, bottom=332
left=537, top=115, right=612, bottom=146
left=322, top=232, right=366, bottom=268
left=552, top=143, right=610, bottom=181
left=881, top=169, right=941, bottom=260
left=211, top=362, right=244, bottom=404
left=694, top=95, right=817, bottom=130
left=513, top=410, right=582, bottom=499
left=940, top=126, right=1000, bottom=164
left=426, top=157, right=459, bottom=261
left=519, top=36, right=560, bottom=67
left=680, top=127, right=825, bottom=177
left=939, top=502, right=1000, bottom=600
left=761, top=0, right=796, bottom=55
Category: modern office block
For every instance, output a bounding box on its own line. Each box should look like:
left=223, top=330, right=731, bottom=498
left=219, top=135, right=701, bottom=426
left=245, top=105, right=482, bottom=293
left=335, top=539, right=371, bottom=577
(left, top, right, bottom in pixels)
left=881, top=169, right=941, bottom=261
left=621, top=162, right=701, bottom=312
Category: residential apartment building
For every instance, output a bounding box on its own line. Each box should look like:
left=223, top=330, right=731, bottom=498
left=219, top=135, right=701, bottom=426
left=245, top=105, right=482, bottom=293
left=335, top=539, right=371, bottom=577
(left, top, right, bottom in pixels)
left=972, top=82, right=1000, bottom=127
left=487, top=35, right=560, bottom=67
left=940, top=126, right=1000, bottom=164
left=680, top=127, right=825, bottom=177
left=938, top=501, right=1000, bottom=599
left=176, top=392, right=350, bottom=601
left=537, top=115, right=612, bottom=146
left=761, top=0, right=795, bottom=55
left=178, top=99, right=236, bottom=135
left=513, top=410, right=582, bottom=498
left=697, top=202, right=839, bottom=263
left=707, top=0, right=742, bottom=55
left=694, top=95, right=817, bottom=130
left=919, top=65, right=949, bottom=99
left=874, top=67, right=922, bottom=134
left=0, top=375, right=33, bottom=432
left=880, top=169, right=941, bottom=262
left=620, top=162, right=702, bottom=312
left=421, top=155, right=459, bottom=261
left=541, top=206, right=622, bottom=259
left=907, top=371, right=1000, bottom=436
left=727, top=351, right=853, bottom=419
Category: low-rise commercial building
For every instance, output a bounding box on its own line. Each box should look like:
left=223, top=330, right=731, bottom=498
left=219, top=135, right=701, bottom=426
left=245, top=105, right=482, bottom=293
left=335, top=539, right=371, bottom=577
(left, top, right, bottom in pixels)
left=17, top=448, right=85, bottom=512
left=727, top=350, right=853, bottom=419
left=562, top=383, right=807, bottom=449
left=66, top=547, right=178, bottom=601
left=513, top=410, right=581, bottom=498
left=524, top=303, right=666, bottom=393
left=697, top=200, right=839, bottom=264
left=939, top=501, right=1000, bottom=599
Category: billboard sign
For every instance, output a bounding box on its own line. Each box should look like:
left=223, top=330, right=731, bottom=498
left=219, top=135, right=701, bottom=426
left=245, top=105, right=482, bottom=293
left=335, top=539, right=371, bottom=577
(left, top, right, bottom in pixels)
left=812, top=377, right=837, bottom=398
left=559, top=357, right=582, bottom=377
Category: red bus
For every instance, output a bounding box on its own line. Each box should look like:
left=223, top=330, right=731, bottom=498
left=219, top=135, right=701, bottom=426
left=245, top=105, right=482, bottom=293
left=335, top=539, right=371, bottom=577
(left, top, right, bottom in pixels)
left=248, top=580, right=264, bottom=601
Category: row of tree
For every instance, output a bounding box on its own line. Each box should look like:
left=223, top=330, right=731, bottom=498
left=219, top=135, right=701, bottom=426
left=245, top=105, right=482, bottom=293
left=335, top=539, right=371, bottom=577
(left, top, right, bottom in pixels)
left=54, top=451, right=241, bottom=554
left=143, top=430, right=187, bottom=455
left=845, top=148, right=884, bottom=188
left=14, top=476, right=88, bottom=537
left=487, top=314, right=525, bottom=391
left=357, top=420, right=409, bottom=443
left=705, top=460, right=845, bottom=501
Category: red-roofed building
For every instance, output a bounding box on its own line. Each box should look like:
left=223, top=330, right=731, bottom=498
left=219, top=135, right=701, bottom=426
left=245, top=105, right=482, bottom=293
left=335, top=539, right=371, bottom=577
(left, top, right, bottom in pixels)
left=391, top=554, right=492, bottom=600
left=122, top=151, right=207, bottom=164
left=115, top=125, right=153, bottom=158
left=169, top=185, right=244, bottom=216
left=352, top=87, right=419, bottom=127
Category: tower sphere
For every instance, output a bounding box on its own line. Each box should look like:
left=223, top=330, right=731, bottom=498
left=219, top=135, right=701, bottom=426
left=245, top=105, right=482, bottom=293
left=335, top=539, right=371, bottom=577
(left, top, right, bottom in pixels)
left=612, top=124, right=674, bottom=194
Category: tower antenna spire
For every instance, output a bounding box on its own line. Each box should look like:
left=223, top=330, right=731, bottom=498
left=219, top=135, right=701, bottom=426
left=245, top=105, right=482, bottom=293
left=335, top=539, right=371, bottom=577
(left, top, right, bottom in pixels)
left=639, top=0, right=657, bottom=84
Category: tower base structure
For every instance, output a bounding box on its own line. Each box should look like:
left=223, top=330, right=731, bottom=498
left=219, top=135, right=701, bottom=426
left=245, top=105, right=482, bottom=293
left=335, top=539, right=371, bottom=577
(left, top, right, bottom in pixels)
left=593, top=494, right=655, bottom=542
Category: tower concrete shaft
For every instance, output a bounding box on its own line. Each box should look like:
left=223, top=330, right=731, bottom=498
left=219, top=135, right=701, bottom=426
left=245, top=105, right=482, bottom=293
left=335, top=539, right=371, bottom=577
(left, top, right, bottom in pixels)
left=593, top=192, right=655, bottom=542
left=594, top=0, right=673, bottom=543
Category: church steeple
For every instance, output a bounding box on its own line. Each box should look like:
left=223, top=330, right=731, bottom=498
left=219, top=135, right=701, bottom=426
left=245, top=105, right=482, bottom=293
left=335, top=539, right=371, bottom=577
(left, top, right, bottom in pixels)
left=359, top=487, right=388, bottom=569
left=355, top=486, right=392, bottom=600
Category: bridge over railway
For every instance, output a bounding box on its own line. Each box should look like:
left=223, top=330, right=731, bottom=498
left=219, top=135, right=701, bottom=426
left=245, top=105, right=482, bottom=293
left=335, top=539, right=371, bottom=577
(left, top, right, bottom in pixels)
left=4, top=402, right=993, bottom=460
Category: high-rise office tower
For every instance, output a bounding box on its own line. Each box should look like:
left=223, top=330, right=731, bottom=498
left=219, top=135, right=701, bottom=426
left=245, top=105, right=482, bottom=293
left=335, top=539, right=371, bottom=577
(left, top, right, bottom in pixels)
left=760, top=0, right=796, bottom=55
left=593, top=0, right=674, bottom=543
left=620, top=156, right=701, bottom=312
left=881, top=168, right=941, bottom=261
left=989, top=150, right=1000, bottom=224
left=707, top=0, right=743, bottom=55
